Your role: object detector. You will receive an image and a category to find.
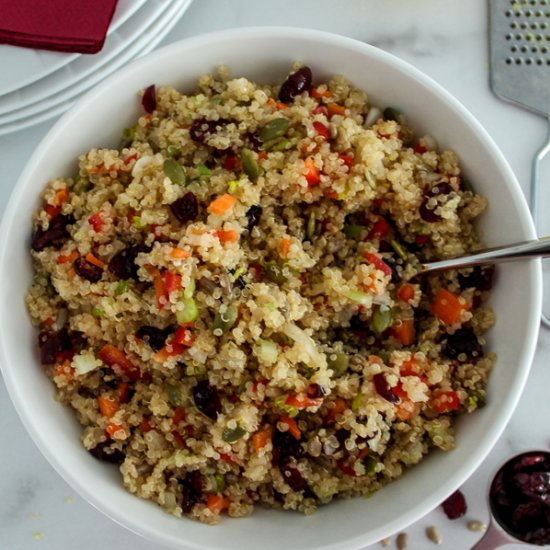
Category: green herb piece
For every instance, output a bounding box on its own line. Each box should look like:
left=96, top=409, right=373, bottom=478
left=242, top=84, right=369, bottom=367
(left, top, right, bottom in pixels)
left=176, top=297, right=199, bottom=324
left=343, top=289, right=372, bottom=307
left=215, top=473, right=226, bottom=492
left=262, top=261, right=287, bottom=285
left=197, top=163, right=211, bottom=176
left=390, top=239, right=408, bottom=261
left=213, top=303, right=239, bottom=334
left=114, top=280, right=128, bottom=295
left=167, top=384, right=182, bottom=407
left=306, top=212, right=316, bottom=241
left=91, top=307, right=104, bottom=318
left=371, top=306, right=393, bottom=335
left=344, top=224, right=365, bottom=239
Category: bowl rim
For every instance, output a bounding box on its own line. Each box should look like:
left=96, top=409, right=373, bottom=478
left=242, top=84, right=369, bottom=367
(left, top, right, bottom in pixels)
left=0, top=25, right=542, bottom=550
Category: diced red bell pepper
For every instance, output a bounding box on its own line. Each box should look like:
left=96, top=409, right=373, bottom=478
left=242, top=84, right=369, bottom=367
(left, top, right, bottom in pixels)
left=368, top=218, right=390, bottom=240
left=362, top=252, right=392, bottom=277
left=339, top=153, right=354, bottom=167
left=173, top=326, right=196, bottom=347
left=224, top=155, right=240, bottom=171
left=415, top=235, right=430, bottom=246
left=431, top=390, right=460, bottom=413
left=304, top=157, right=321, bottom=186
left=98, top=344, right=141, bottom=380
left=285, top=393, right=324, bottom=409
left=164, top=271, right=182, bottom=296
left=313, top=121, right=330, bottom=139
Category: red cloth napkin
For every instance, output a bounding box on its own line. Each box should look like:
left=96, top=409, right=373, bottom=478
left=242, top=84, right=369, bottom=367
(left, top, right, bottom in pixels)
left=0, top=0, right=118, bottom=54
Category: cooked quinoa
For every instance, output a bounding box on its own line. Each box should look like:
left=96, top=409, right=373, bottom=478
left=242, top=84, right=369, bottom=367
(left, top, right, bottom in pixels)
left=27, top=65, right=495, bottom=524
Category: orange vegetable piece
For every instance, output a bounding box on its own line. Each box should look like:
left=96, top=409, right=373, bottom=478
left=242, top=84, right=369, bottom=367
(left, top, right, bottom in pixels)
left=207, top=194, right=237, bottom=215
left=285, top=393, right=323, bottom=409
left=279, top=237, right=292, bottom=258
left=304, top=157, right=320, bottom=186
left=53, top=186, right=69, bottom=206
left=98, top=344, right=141, bottom=380
left=172, top=406, right=186, bottom=425
left=397, top=283, right=415, bottom=303
left=391, top=319, right=415, bottom=346
left=216, top=230, right=240, bottom=244
left=170, top=247, right=190, bottom=259
left=98, top=394, right=120, bottom=418
left=327, top=103, right=346, bottom=117
left=431, top=389, right=460, bottom=413
left=116, top=382, right=130, bottom=404
left=206, top=494, right=230, bottom=513
left=57, top=250, right=79, bottom=264
left=85, top=252, right=106, bottom=270
left=106, top=423, right=127, bottom=438
left=139, top=417, right=154, bottom=433
left=252, top=427, right=273, bottom=452
left=431, top=288, right=469, bottom=325
left=280, top=414, right=301, bottom=440
left=326, top=397, right=350, bottom=424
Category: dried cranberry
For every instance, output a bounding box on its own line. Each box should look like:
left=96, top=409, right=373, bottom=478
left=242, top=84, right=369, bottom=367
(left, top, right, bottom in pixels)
left=442, top=327, right=483, bottom=361
left=141, top=84, right=156, bottom=113
left=170, top=192, right=199, bottom=224
left=307, top=383, right=324, bottom=399
left=108, top=243, right=150, bottom=280
left=427, top=181, right=453, bottom=196
left=419, top=198, right=442, bottom=223
left=31, top=214, right=73, bottom=251
left=458, top=265, right=496, bottom=292
left=246, top=205, right=262, bottom=231
left=373, top=373, right=399, bottom=403
left=511, top=453, right=548, bottom=473
left=279, top=66, right=312, bottom=103
left=89, top=441, right=125, bottom=464
left=192, top=380, right=222, bottom=420
left=73, top=257, right=103, bottom=282
left=179, top=470, right=203, bottom=513
left=511, top=472, right=550, bottom=503
left=281, top=463, right=308, bottom=492
left=441, top=489, right=467, bottom=519
left=136, top=325, right=171, bottom=352
left=38, top=329, right=72, bottom=364
left=189, top=117, right=229, bottom=144
left=272, top=430, right=305, bottom=465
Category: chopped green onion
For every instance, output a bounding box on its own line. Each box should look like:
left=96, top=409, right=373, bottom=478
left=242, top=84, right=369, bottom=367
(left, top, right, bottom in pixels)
left=306, top=212, right=316, bottom=241
left=274, top=395, right=299, bottom=418
left=214, top=473, right=226, bottom=492
left=343, top=289, right=372, bottom=307
left=176, top=296, right=199, bottom=324
left=114, top=280, right=128, bottom=295
left=197, top=163, right=211, bottom=176
left=390, top=239, right=408, bottom=261
left=91, top=307, right=104, bottom=318
left=213, top=303, right=239, bottom=334
left=227, top=179, right=240, bottom=193
left=222, top=425, right=247, bottom=443
left=344, top=224, right=366, bottom=239
left=163, top=159, right=186, bottom=185
left=184, top=279, right=196, bottom=299
left=132, top=216, right=144, bottom=229
left=241, top=148, right=260, bottom=181
left=371, top=305, right=393, bottom=335
left=232, top=267, right=245, bottom=281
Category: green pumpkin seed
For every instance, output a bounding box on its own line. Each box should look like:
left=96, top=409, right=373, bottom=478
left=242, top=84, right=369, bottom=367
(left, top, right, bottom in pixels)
left=241, top=148, right=260, bottom=181
left=306, top=212, right=316, bottom=241
left=222, top=425, right=247, bottom=442
left=213, top=303, right=239, bottom=334
left=262, top=261, right=287, bottom=285
left=260, top=117, right=290, bottom=142
left=167, top=384, right=182, bottom=407
left=176, top=296, right=199, bottom=324
left=327, top=352, right=349, bottom=377
left=163, top=158, right=186, bottom=185
left=371, top=306, right=393, bottom=334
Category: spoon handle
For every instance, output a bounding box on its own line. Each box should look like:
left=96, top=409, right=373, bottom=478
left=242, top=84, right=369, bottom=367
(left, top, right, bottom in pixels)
left=419, top=237, right=550, bottom=274
left=469, top=519, right=515, bottom=550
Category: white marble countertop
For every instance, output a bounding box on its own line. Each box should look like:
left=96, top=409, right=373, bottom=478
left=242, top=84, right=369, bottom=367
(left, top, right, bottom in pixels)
left=1, top=1, right=549, bottom=549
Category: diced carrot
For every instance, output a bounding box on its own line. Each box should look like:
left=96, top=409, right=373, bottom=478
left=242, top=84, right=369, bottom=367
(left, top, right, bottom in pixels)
left=55, top=359, right=74, bottom=380
left=279, top=237, right=292, bottom=258
left=123, top=152, right=139, bottom=165
left=400, top=357, right=420, bottom=376
left=98, top=394, right=120, bottom=418
left=57, top=250, right=79, bottom=264
left=252, top=427, right=273, bottom=452
left=106, top=423, right=127, bottom=439
left=266, top=98, right=276, bottom=105
left=285, top=393, right=323, bottom=409
left=362, top=252, right=392, bottom=277
left=206, top=494, right=230, bottom=513
left=153, top=342, right=186, bottom=363
left=275, top=101, right=287, bottom=110
left=431, top=288, right=469, bottom=325
left=139, top=417, right=154, bottom=433
left=327, top=103, right=346, bottom=117
left=170, top=247, right=190, bottom=259
left=431, top=389, right=460, bottom=413
left=324, top=189, right=338, bottom=199
left=258, top=151, right=267, bottom=160
left=98, top=344, right=141, bottom=380
left=53, top=186, right=69, bottom=206
left=172, top=406, right=186, bottom=425
left=397, top=283, right=415, bottom=303
left=216, top=230, right=240, bottom=244
left=85, top=252, right=106, bottom=270
left=207, top=194, right=237, bottom=215
left=311, top=87, right=332, bottom=99
left=88, top=212, right=104, bottom=232
left=304, top=157, right=320, bottom=186
left=117, top=382, right=130, bottom=404
left=313, top=121, right=330, bottom=139
left=280, top=414, right=301, bottom=440
left=326, top=397, right=350, bottom=424
left=391, top=318, right=415, bottom=346
left=393, top=382, right=417, bottom=421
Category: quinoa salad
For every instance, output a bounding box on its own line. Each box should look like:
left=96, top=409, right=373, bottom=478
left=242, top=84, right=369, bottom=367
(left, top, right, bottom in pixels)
left=27, top=65, right=496, bottom=524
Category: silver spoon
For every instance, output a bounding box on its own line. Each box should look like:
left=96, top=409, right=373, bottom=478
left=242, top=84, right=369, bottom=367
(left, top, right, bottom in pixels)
left=414, top=236, right=550, bottom=277
left=471, top=450, right=550, bottom=549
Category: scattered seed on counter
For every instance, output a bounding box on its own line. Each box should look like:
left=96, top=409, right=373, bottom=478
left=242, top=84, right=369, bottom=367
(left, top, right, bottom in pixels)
left=467, top=520, right=487, bottom=533
left=426, top=525, right=442, bottom=544
left=380, top=537, right=391, bottom=547
left=396, top=532, right=408, bottom=550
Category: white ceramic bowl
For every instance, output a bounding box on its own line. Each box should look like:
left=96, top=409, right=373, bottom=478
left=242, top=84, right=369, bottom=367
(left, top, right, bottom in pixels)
left=0, top=27, right=542, bottom=550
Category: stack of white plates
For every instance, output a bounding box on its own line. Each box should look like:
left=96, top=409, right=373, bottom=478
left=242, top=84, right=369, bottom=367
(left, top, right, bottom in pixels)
left=0, top=0, right=194, bottom=136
